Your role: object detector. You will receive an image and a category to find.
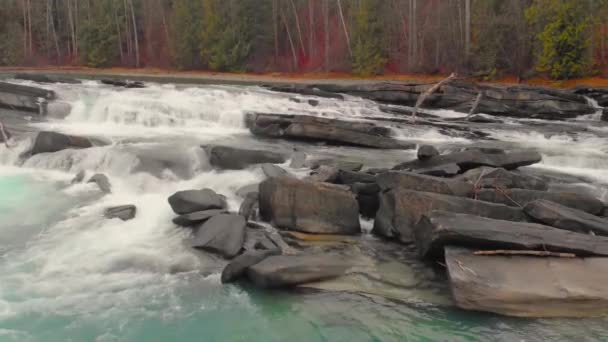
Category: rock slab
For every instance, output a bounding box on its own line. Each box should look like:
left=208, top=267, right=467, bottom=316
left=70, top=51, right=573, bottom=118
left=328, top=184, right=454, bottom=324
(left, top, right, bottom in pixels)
left=168, top=189, right=225, bottom=215
left=192, top=214, right=246, bottom=258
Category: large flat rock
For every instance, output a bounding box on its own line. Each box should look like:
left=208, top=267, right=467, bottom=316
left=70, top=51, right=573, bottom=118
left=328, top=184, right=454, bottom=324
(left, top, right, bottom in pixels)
left=376, top=171, right=474, bottom=197
left=0, top=81, right=55, bottom=114
left=414, top=211, right=608, bottom=259
left=523, top=200, right=608, bottom=236
left=394, top=150, right=542, bottom=172
left=446, top=247, right=608, bottom=317
left=476, top=189, right=604, bottom=215
left=456, top=167, right=548, bottom=191
left=205, top=145, right=287, bottom=170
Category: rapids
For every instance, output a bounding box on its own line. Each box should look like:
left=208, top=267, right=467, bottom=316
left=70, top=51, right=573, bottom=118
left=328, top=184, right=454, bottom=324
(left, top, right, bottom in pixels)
left=0, top=79, right=607, bottom=341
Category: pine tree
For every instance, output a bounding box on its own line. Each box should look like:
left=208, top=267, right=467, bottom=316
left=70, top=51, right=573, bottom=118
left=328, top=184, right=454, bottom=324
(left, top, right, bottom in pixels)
left=351, top=0, right=387, bottom=75
left=173, top=0, right=202, bottom=69
left=80, top=0, right=117, bottom=67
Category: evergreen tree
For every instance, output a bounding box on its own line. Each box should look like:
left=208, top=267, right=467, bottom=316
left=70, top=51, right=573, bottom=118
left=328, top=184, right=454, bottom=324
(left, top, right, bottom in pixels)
left=173, top=0, right=203, bottom=69
left=80, top=0, right=117, bottom=67
left=526, top=0, right=592, bottom=79
left=351, top=0, right=387, bottom=75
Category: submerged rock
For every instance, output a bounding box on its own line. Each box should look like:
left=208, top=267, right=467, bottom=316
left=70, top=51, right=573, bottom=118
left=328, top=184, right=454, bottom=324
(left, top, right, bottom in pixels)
left=30, top=131, right=93, bottom=156
left=88, top=173, right=112, bottom=193
left=524, top=200, right=608, bottom=236
left=192, top=214, right=246, bottom=258
left=414, top=211, right=608, bottom=259
left=446, top=247, right=608, bottom=317
left=259, top=177, right=361, bottom=235
left=70, top=170, right=86, bottom=184
left=172, top=209, right=226, bottom=227
left=206, top=145, right=287, bottom=170
left=168, top=188, right=226, bottom=215
left=104, top=205, right=137, bottom=221
left=247, top=254, right=352, bottom=288
left=374, top=190, right=527, bottom=243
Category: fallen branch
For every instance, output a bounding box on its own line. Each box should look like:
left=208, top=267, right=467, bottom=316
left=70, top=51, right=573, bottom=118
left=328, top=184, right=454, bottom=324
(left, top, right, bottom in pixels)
left=473, top=250, right=576, bottom=258
left=412, top=72, right=458, bottom=121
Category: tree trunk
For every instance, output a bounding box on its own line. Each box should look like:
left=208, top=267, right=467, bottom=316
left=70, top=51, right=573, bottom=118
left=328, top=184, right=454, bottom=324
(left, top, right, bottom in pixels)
left=465, top=0, right=471, bottom=61
left=412, top=0, right=417, bottom=68
left=324, top=0, right=330, bottom=71
left=281, top=9, right=298, bottom=71
left=124, top=0, right=132, bottom=58
left=336, top=0, right=352, bottom=57
left=49, top=0, right=61, bottom=62
left=289, top=0, right=305, bottom=55
left=435, top=0, right=441, bottom=68
left=22, top=0, right=27, bottom=57
left=273, top=0, right=279, bottom=63
left=309, top=0, right=314, bottom=57
left=114, top=0, right=124, bottom=61
left=129, top=0, right=140, bottom=68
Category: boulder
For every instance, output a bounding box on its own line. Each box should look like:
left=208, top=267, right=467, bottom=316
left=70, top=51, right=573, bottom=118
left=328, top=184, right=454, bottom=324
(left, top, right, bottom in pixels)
left=305, top=165, right=339, bottom=183
left=376, top=171, right=474, bottom=197
left=414, top=163, right=460, bottom=177
left=475, top=189, right=604, bottom=215
left=457, top=167, right=548, bottom=191
left=191, top=214, right=246, bottom=258
left=446, top=247, right=608, bottom=317
left=523, top=200, right=608, bottom=236
left=417, top=145, right=439, bottom=160
left=238, top=192, right=259, bottom=220
left=247, top=254, right=352, bottom=288
left=335, top=170, right=375, bottom=184
left=261, top=163, right=292, bottom=179
left=172, top=209, right=226, bottom=227
left=87, top=173, right=111, bottom=193
left=414, top=211, right=608, bottom=259
left=221, top=249, right=280, bottom=284
left=168, top=188, right=226, bottom=215
left=236, top=183, right=259, bottom=197
left=206, top=145, right=286, bottom=170
left=245, top=112, right=416, bottom=149
left=394, top=149, right=542, bottom=172
left=374, top=190, right=527, bottom=243
left=30, top=131, right=93, bottom=156
left=259, top=177, right=361, bottom=235
left=104, top=205, right=136, bottom=221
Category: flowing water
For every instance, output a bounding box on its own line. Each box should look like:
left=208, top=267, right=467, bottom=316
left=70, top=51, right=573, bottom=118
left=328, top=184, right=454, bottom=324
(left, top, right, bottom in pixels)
left=0, top=80, right=608, bottom=341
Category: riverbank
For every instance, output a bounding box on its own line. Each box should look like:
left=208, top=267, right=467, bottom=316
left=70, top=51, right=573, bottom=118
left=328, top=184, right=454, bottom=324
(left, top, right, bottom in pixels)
left=1, top=66, right=607, bottom=88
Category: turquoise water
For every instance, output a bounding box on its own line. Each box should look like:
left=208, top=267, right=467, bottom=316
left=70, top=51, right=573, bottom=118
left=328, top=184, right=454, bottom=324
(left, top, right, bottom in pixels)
left=1, top=174, right=607, bottom=342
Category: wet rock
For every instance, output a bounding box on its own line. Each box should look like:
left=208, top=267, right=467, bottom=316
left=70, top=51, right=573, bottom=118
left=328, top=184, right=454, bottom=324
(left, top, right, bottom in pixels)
left=206, top=145, right=287, bottom=170
left=417, top=145, right=439, bottom=160
left=221, top=249, right=280, bottom=284
left=261, top=163, right=292, bottom=179
left=415, top=163, right=460, bottom=177
left=457, top=167, right=548, bottom=191
left=414, top=211, right=608, bottom=259
left=336, top=170, right=375, bottom=184
left=602, top=108, right=608, bottom=122
left=376, top=171, right=474, bottom=197
left=168, top=188, right=226, bottom=215
left=238, top=192, right=259, bottom=220
left=466, top=114, right=503, bottom=123
left=236, top=183, right=260, bottom=197
left=374, top=190, right=527, bottom=243
left=101, top=79, right=145, bottom=88
left=0, top=81, right=55, bottom=113
left=523, top=200, right=608, bottom=236
left=247, top=254, right=352, bottom=288
left=305, top=165, right=339, bottom=183
left=30, top=131, right=93, bottom=156
left=475, top=189, right=604, bottom=215
left=245, top=112, right=416, bottom=149
left=14, top=73, right=81, bottom=84
left=446, top=247, right=608, bottom=317
left=173, top=209, right=226, bottom=227
left=0, top=126, right=10, bottom=142
left=289, top=150, right=307, bottom=168
left=266, top=85, right=345, bottom=100
left=192, top=214, right=246, bottom=258
left=394, top=149, right=542, bottom=172
left=350, top=182, right=380, bottom=218
left=104, top=205, right=137, bottom=221
left=310, top=159, right=363, bottom=172
left=308, top=99, right=320, bottom=106
left=70, top=170, right=86, bottom=184
left=259, top=177, right=361, bottom=235
left=88, top=173, right=112, bottom=193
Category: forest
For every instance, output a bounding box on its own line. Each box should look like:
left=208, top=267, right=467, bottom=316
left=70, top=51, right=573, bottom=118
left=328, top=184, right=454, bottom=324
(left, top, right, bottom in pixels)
left=0, top=0, right=607, bottom=80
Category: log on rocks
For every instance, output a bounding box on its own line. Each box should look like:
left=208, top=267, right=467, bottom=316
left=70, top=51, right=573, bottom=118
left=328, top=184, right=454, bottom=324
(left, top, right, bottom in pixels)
left=376, top=171, right=474, bottom=197
left=446, top=247, right=608, bottom=317
left=245, top=112, right=416, bottom=150
left=523, top=200, right=608, bottom=236
left=0, top=81, right=55, bottom=114
left=205, top=145, right=287, bottom=170
left=168, top=188, right=226, bottom=215
left=414, top=211, right=608, bottom=259
left=475, top=189, right=604, bottom=214
left=191, top=214, right=246, bottom=259
left=14, top=73, right=81, bottom=84
left=259, top=177, right=361, bottom=235
left=456, top=167, right=548, bottom=191
left=172, top=209, right=226, bottom=227
left=104, top=205, right=137, bottom=221
left=394, top=149, right=542, bottom=172
left=30, top=131, right=93, bottom=156
left=373, top=190, right=527, bottom=243
left=247, top=254, right=352, bottom=288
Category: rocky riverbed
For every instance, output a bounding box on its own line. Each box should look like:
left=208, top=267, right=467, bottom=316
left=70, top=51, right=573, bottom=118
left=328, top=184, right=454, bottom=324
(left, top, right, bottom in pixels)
left=1, top=74, right=608, bottom=340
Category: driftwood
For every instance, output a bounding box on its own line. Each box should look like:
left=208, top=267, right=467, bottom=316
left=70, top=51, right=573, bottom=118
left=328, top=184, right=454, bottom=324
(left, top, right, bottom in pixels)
left=0, top=121, right=10, bottom=148
left=412, top=72, right=458, bottom=120
left=473, top=250, right=576, bottom=258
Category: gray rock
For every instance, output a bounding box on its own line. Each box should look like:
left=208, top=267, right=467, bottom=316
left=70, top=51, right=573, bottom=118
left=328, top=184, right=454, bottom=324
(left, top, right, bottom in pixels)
left=15, top=73, right=81, bottom=84
left=376, top=171, right=474, bottom=197
left=104, top=205, right=137, bottom=221
left=415, top=163, right=460, bottom=177
left=168, top=188, right=226, bottom=215
left=457, top=167, right=548, bottom=191
left=261, top=163, right=292, bottom=179
left=476, top=189, right=604, bottom=215
left=236, top=183, right=260, bottom=197
left=221, top=249, right=280, bottom=283
left=336, top=170, right=375, bottom=184
left=310, top=159, right=364, bottom=172
left=206, top=145, right=286, bottom=170
left=524, top=200, right=608, bottom=236
left=88, top=173, right=112, bottom=193
left=71, top=170, right=86, bottom=184
left=172, top=209, right=226, bottom=227
left=238, top=192, right=259, bottom=220
left=247, top=254, right=352, bottom=288
left=374, top=189, right=527, bottom=243
left=0, top=81, right=55, bottom=113
left=305, top=165, right=339, bottom=183
left=289, top=150, right=307, bottom=168
left=414, top=211, right=608, bottom=259
left=259, top=177, right=361, bottom=235
left=30, top=131, right=92, bottom=156
left=192, top=214, right=247, bottom=258
left=466, top=114, right=503, bottom=123
left=395, top=149, right=542, bottom=172
left=0, top=126, right=10, bottom=143
left=417, top=145, right=439, bottom=160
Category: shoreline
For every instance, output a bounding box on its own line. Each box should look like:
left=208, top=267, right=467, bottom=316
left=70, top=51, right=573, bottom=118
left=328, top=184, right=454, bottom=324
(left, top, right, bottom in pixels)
left=1, top=67, right=607, bottom=88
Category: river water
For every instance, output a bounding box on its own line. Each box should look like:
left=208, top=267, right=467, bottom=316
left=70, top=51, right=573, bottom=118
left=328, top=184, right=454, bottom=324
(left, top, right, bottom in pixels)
left=0, top=80, right=607, bottom=341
